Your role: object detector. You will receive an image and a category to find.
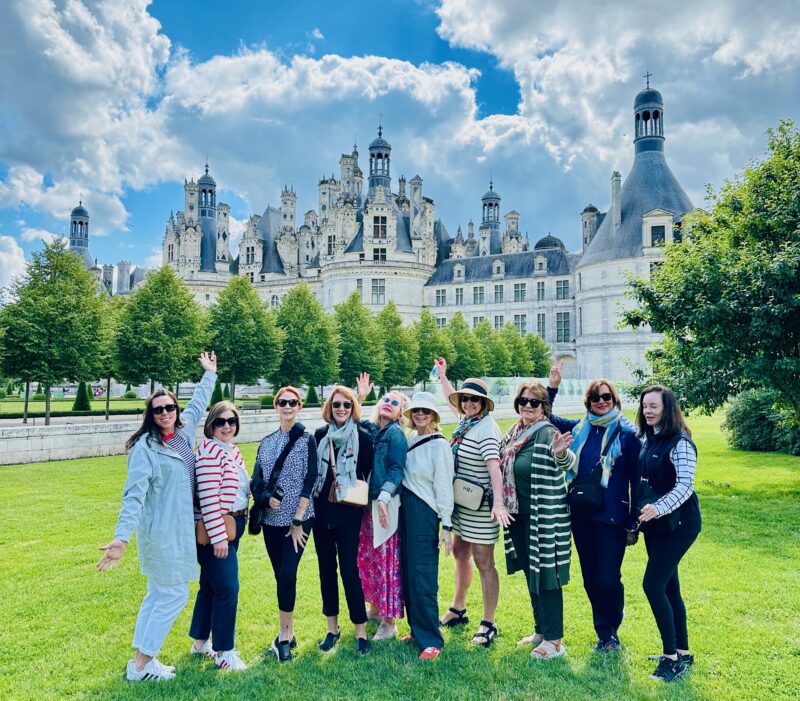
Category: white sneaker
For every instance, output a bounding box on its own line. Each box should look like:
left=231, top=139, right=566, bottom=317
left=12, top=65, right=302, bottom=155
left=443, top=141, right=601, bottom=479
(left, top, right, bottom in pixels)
left=216, top=649, right=247, bottom=671
left=189, top=639, right=215, bottom=657
left=125, top=658, right=175, bottom=682
left=372, top=622, right=398, bottom=641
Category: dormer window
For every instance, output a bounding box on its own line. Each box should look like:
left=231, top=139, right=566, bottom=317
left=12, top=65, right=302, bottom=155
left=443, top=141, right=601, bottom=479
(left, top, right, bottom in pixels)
left=650, top=225, right=666, bottom=245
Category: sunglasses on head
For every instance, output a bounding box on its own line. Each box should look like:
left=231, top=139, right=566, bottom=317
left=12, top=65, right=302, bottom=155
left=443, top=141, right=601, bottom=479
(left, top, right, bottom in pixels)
left=382, top=397, right=400, bottom=407
left=151, top=403, right=177, bottom=415
left=277, top=398, right=299, bottom=408
left=459, top=395, right=481, bottom=404
left=589, top=392, right=614, bottom=403
left=331, top=401, right=353, bottom=410
left=212, top=416, right=238, bottom=428
left=411, top=407, right=432, bottom=415
left=517, top=397, right=543, bottom=408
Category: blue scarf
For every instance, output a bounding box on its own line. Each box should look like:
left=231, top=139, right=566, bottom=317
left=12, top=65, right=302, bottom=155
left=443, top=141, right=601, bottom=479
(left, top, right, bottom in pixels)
left=568, top=407, right=623, bottom=487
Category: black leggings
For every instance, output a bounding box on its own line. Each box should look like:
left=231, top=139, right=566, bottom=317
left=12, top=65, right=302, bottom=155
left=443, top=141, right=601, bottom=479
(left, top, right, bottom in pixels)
left=263, top=521, right=313, bottom=612
left=643, top=530, right=698, bottom=655
left=313, top=517, right=367, bottom=624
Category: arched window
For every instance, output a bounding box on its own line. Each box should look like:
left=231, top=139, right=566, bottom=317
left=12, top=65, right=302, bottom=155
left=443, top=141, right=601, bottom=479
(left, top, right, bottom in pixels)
left=271, top=295, right=279, bottom=309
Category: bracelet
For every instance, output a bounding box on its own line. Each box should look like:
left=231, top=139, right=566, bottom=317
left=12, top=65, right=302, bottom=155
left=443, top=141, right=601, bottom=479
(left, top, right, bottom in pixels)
left=441, top=525, right=452, bottom=532
left=291, top=518, right=302, bottom=528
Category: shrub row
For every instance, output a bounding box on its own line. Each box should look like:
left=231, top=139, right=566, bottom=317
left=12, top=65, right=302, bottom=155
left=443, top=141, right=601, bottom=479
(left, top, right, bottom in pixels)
left=723, top=389, right=800, bottom=455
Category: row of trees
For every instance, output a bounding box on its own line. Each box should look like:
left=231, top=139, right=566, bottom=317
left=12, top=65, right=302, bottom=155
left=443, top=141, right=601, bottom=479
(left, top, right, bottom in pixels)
left=0, top=240, right=551, bottom=424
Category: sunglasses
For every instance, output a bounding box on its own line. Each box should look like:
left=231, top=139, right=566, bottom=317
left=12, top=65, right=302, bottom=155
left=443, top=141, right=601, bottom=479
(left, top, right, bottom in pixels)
left=151, top=403, right=177, bottom=415
left=459, top=396, right=481, bottom=404
left=411, top=407, right=432, bottom=415
left=212, top=416, right=239, bottom=428
left=517, top=397, right=543, bottom=408
left=589, top=392, right=614, bottom=403
left=277, top=398, right=299, bottom=407
left=331, top=401, right=353, bottom=410
left=382, top=397, right=400, bottom=407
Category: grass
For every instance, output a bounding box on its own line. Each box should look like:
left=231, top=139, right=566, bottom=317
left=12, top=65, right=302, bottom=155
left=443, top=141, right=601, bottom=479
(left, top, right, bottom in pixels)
left=0, top=398, right=146, bottom=415
left=0, top=413, right=797, bottom=700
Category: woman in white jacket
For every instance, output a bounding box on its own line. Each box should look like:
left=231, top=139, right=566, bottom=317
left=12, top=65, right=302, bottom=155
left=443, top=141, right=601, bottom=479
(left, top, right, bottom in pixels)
left=399, top=391, right=454, bottom=660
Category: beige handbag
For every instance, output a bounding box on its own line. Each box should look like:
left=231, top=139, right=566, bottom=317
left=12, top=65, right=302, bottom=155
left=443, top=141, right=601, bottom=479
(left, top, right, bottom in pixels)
left=327, top=442, right=369, bottom=507
left=452, top=476, right=487, bottom=511
left=196, top=514, right=236, bottom=544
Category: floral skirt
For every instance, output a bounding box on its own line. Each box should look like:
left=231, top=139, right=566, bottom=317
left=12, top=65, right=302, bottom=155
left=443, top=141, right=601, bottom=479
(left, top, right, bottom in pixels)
left=357, top=508, right=404, bottom=619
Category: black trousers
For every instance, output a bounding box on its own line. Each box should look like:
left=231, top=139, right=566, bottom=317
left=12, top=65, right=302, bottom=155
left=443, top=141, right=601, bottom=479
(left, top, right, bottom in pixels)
left=189, top=515, right=246, bottom=651
left=643, top=530, right=698, bottom=655
left=571, top=517, right=627, bottom=643
left=400, top=487, right=444, bottom=649
left=507, top=517, right=564, bottom=640
left=313, top=516, right=367, bottom=624
left=262, top=521, right=313, bottom=613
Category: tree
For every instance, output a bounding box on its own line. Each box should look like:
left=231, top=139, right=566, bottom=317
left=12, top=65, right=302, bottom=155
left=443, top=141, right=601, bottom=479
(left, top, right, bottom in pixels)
left=474, top=320, right=511, bottom=376
left=377, top=302, right=419, bottom=389
left=624, top=120, right=800, bottom=419
left=272, top=283, right=339, bottom=389
left=73, top=381, right=92, bottom=411
left=210, top=377, right=223, bottom=405
left=445, top=312, right=486, bottom=383
left=223, top=383, right=230, bottom=399
left=97, top=294, right=127, bottom=420
left=0, top=240, right=106, bottom=424
left=523, top=332, right=552, bottom=377
left=334, top=291, right=385, bottom=387
left=207, top=276, right=284, bottom=400
left=412, top=309, right=456, bottom=385
left=116, top=266, right=206, bottom=392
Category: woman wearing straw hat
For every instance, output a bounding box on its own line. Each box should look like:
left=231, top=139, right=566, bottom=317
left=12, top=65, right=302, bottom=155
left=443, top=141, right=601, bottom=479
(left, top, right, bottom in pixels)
left=399, top=391, right=454, bottom=660
left=436, top=359, right=509, bottom=648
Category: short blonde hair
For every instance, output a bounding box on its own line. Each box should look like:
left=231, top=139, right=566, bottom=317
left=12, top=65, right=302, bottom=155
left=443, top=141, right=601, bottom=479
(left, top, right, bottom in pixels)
left=204, top=400, right=240, bottom=438
left=322, top=385, right=361, bottom=423
left=583, top=379, right=622, bottom=412
left=371, top=390, right=410, bottom=429
left=273, top=386, right=303, bottom=408
left=513, top=381, right=551, bottom=419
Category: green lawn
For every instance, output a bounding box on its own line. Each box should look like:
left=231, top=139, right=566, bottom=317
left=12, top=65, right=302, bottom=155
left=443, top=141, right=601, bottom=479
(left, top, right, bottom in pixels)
left=0, top=414, right=797, bottom=700
left=0, top=398, right=146, bottom=415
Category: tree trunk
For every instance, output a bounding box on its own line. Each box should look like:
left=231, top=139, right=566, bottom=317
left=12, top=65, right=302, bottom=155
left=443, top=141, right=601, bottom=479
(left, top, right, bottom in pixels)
left=23, top=381, right=30, bottom=424
left=230, top=369, right=236, bottom=402
left=105, top=377, right=111, bottom=420
left=150, top=378, right=155, bottom=394
left=175, top=382, right=180, bottom=402
left=45, top=385, right=51, bottom=426
left=319, top=385, right=324, bottom=402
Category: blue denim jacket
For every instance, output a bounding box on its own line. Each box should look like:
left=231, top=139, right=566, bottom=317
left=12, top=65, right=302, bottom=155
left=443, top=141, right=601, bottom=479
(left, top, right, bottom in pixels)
left=361, top=419, right=407, bottom=501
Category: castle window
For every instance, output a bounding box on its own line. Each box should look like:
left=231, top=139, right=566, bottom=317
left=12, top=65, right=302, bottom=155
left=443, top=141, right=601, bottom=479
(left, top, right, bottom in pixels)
left=556, top=312, right=571, bottom=342
left=514, top=314, right=527, bottom=334
left=359, top=252, right=365, bottom=261
left=556, top=280, right=570, bottom=299
left=537, top=313, right=546, bottom=339
left=537, top=261, right=544, bottom=270
left=473, top=316, right=485, bottom=327
left=455, top=287, right=464, bottom=306
left=373, top=248, right=387, bottom=262
left=436, top=317, right=447, bottom=329
left=455, top=267, right=463, bottom=279
left=435, top=289, right=447, bottom=306
left=537, top=281, right=545, bottom=301
left=473, top=286, right=485, bottom=304
left=494, top=262, right=502, bottom=275
left=494, top=284, right=504, bottom=303
left=650, top=225, right=666, bottom=246
left=373, top=216, right=387, bottom=239
left=271, top=295, right=279, bottom=309
left=248, top=272, right=254, bottom=283
left=167, top=244, right=174, bottom=262
left=494, top=315, right=504, bottom=330
left=673, top=224, right=683, bottom=243
left=371, top=278, right=385, bottom=305
left=356, top=279, right=363, bottom=299
left=245, top=246, right=255, bottom=265
left=579, top=307, right=583, bottom=336
left=514, top=283, right=527, bottom=302
left=327, top=235, right=335, bottom=256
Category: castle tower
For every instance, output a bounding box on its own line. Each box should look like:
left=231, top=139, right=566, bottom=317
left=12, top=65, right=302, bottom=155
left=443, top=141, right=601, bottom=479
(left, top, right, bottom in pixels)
left=68, top=201, right=94, bottom=268
left=480, top=180, right=502, bottom=255
left=101, top=264, right=114, bottom=292
left=581, top=204, right=599, bottom=250
left=280, top=186, right=297, bottom=230
left=368, top=125, right=391, bottom=196
left=117, top=260, right=131, bottom=293
left=197, top=163, right=218, bottom=272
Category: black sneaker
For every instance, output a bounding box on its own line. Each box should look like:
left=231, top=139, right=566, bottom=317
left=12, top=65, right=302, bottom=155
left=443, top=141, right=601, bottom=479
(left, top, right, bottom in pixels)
left=355, top=637, right=371, bottom=656
left=649, top=652, right=694, bottom=666
left=649, top=656, right=687, bottom=682
left=318, top=630, right=341, bottom=652
left=270, top=638, right=293, bottom=663
left=593, top=637, right=621, bottom=653
left=263, top=635, right=297, bottom=659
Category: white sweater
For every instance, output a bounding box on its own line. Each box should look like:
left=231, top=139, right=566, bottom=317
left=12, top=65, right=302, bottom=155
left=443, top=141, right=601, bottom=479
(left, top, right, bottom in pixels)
left=403, top=431, right=455, bottom=528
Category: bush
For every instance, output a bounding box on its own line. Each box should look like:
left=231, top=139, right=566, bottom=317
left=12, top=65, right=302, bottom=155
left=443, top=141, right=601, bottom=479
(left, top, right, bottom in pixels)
left=305, top=385, right=320, bottom=407
left=72, top=381, right=92, bottom=411
left=32, top=393, right=46, bottom=401
left=0, top=389, right=6, bottom=399
left=125, top=383, right=132, bottom=392
left=223, top=383, right=230, bottom=399
left=260, top=394, right=274, bottom=409
left=5, top=382, right=13, bottom=395
left=86, top=383, right=94, bottom=404
left=210, top=378, right=223, bottom=406
left=363, top=387, right=377, bottom=405
left=123, top=390, right=138, bottom=399
left=722, top=389, right=784, bottom=453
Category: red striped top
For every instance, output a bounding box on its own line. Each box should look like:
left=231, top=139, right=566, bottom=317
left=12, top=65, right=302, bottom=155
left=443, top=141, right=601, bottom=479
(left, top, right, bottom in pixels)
left=195, top=438, right=242, bottom=544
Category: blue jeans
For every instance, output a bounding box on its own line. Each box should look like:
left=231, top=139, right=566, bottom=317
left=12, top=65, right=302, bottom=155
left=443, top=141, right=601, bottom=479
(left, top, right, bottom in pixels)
left=188, top=515, right=245, bottom=652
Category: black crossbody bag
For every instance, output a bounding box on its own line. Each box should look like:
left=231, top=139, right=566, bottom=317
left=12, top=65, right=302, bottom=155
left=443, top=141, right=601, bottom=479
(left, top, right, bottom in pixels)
left=566, top=423, right=621, bottom=516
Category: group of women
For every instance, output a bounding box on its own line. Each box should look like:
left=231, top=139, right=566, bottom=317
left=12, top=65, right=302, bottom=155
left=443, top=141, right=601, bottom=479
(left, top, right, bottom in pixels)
left=97, top=352, right=701, bottom=685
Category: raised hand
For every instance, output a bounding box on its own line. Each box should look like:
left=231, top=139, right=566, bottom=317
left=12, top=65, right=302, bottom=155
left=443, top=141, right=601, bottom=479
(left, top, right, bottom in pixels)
left=356, top=372, right=373, bottom=403
left=551, top=430, right=573, bottom=457
left=437, top=357, right=448, bottom=378
left=548, top=358, right=564, bottom=388
left=97, top=540, right=126, bottom=572
left=199, top=351, right=217, bottom=373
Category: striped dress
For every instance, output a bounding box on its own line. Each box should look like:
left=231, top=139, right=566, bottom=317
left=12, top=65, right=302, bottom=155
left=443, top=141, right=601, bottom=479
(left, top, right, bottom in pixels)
left=503, top=424, right=576, bottom=593
left=451, top=415, right=503, bottom=544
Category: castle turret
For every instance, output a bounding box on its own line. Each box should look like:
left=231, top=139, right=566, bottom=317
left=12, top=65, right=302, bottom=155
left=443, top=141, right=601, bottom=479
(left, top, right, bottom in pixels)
left=368, top=125, right=391, bottom=196
left=68, top=201, right=94, bottom=268
left=117, top=260, right=131, bottom=293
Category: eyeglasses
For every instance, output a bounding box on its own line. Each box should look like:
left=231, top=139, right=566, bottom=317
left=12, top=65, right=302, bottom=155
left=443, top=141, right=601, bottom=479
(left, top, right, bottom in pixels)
left=460, top=396, right=481, bottom=404
left=517, top=397, right=543, bottom=408
left=589, top=392, right=614, bottom=403
left=212, top=416, right=239, bottom=428
left=411, top=407, right=432, bottom=415
left=152, top=404, right=177, bottom=415
left=277, top=398, right=299, bottom=407
left=331, top=401, right=353, bottom=410
left=382, top=397, right=400, bottom=407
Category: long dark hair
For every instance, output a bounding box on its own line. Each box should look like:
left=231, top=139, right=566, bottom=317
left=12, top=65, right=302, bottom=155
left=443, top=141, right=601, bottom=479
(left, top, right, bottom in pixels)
left=126, top=388, right=184, bottom=451
left=635, top=385, right=691, bottom=439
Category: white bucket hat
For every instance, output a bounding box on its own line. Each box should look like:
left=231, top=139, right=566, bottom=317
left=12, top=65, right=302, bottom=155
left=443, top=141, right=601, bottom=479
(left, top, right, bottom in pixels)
left=404, top=391, right=441, bottom=423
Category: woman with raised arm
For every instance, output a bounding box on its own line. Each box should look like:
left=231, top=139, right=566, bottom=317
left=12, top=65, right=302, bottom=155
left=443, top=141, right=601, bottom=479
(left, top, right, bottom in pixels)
left=355, top=373, right=408, bottom=641
left=636, top=385, right=701, bottom=683
left=97, top=352, right=217, bottom=683
left=435, top=358, right=509, bottom=648
left=312, top=385, right=374, bottom=655
left=500, top=381, right=576, bottom=660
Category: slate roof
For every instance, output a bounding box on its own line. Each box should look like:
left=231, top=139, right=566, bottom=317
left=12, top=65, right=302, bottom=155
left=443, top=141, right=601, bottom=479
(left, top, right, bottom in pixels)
left=425, top=248, right=575, bottom=285
left=256, top=206, right=286, bottom=274
left=199, top=216, right=218, bottom=272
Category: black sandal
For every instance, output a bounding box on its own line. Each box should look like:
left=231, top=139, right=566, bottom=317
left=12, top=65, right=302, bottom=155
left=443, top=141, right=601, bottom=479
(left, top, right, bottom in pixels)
left=471, top=620, right=498, bottom=647
left=441, top=607, right=469, bottom=627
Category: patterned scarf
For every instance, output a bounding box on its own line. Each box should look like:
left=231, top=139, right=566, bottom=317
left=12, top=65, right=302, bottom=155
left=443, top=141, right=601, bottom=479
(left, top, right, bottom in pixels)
left=315, top=418, right=359, bottom=500
left=568, top=407, right=623, bottom=487
left=499, top=419, right=550, bottom=513
left=450, top=411, right=488, bottom=459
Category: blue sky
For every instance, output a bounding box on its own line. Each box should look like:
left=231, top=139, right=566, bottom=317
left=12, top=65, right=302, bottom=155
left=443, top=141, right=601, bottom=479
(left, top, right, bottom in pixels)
left=1, top=0, right=799, bottom=287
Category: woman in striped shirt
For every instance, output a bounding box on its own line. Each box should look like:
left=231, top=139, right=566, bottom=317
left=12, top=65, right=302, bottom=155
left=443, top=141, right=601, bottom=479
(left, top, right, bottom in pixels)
left=188, top=401, right=248, bottom=671
left=636, top=386, right=701, bottom=683
left=500, top=381, right=576, bottom=660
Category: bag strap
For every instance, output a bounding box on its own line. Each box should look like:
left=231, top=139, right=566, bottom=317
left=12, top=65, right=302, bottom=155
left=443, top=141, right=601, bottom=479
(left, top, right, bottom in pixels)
left=264, top=427, right=305, bottom=494
left=599, top=423, right=622, bottom=459
left=407, top=433, right=445, bottom=453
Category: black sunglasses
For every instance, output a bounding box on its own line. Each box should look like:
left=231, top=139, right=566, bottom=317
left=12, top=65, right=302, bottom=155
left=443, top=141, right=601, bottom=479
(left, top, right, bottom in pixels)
left=411, top=407, right=432, bottom=415
left=152, top=403, right=177, bottom=415
left=517, top=397, right=542, bottom=408
left=212, top=416, right=239, bottom=428
left=589, top=392, right=614, bottom=403
left=277, top=399, right=299, bottom=407
left=331, top=401, right=353, bottom=410
left=459, top=396, right=481, bottom=404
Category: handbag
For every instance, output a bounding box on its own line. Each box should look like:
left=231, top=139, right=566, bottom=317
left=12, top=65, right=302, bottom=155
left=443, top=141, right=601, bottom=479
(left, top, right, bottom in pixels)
left=636, top=478, right=680, bottom=534
left=452, top=475, right=486, bottom=510
left=566, top=423, right=621, bottom=517
left=196, top=513, right=236, bottom=544
left=327, top=442, right=369, bottom=507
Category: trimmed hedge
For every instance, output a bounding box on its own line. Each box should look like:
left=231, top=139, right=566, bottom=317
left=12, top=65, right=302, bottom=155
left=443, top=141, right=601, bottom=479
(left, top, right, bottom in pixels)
left=123, top=391, right=139, bottom=399
left=260, top=394, right=274, bottom=409
left=305, top=385, right=320, bottom=407
left=722, top=389, right=800, bottom=455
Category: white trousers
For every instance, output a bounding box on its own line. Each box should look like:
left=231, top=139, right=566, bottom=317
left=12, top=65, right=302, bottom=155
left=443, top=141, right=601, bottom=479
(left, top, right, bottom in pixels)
left=132, top=578, right=190, bottom=657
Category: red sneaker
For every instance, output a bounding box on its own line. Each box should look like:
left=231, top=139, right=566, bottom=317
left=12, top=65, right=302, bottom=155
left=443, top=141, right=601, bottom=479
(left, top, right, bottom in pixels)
left=419, top=647, right=442, bottom=660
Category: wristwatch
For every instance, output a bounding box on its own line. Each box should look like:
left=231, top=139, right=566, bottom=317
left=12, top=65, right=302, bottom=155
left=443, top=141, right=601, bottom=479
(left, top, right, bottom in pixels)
left=291, top=518, right=303, bottom=528
left=441, top=525, right=452, bottom=532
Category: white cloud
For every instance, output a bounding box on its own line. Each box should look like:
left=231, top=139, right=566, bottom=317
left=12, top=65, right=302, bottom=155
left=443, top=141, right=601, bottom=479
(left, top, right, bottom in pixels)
left=20, top=227, right=64, bottom=244
left=143, top=246, right=163, bottom=269
left=0, top=236, right=28, bottom=293
left=309, top=28, right=324, bottom=41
